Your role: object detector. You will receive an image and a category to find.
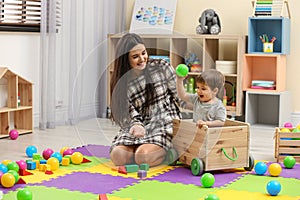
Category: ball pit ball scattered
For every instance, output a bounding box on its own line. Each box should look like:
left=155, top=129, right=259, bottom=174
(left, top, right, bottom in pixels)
left=266, top=180, right=281, bottom=196
left=254, top=161, right=267, bottom=175
left=7, top=169, right=19, bottom=183
left=7, top=162, right=19, bottom=172
left=71, top=152, right=83, bottom=165
left=175, top=64, right=189, bottom=77
left=284, top=122, right=293, bottom=128
left=51, top=152, right=62, bottom=163
left=42, top=148, right=54, bottom=160
left=63, top=148, right=74, bottom=157
left=60, top=146, right=70, bottom=155
left=201, top=173, right=215, bottom=188
left=204, top=194, right=220, bottom=200
left=2, top=159, right=12, bottom=166
left=283, top=156, right=296, bottom=169
left=47, top=157, right=59, bottom=171
left=0, top=163, right=8, bottom=173
left=9, top=129, right=19, bottom=140
left=16, top=160, right=27, bottom=170
left=280, top=128, right=291, bottom=132
left=25, top=145, right=37, bottom=158
left=269, top=163, right=282, bottom=177
left=17, top=188, right=33, bottom=200
left=1, top=172, right=16, bottom=188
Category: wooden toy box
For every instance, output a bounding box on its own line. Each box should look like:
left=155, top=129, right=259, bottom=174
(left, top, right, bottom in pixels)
left=274, top=128, right=300, bottom=162
left=170, top=119, right=253, bottom=175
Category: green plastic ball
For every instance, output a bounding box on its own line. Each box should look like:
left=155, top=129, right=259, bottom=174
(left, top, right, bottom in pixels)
left=283, top=156, right=296, bottom=169
left=204, top=194, right=220, bottom=200
left=176, top=64, right=189, bottom=77
left=17, top=188, right=33, bottom=200
left=201, top=173, right=215, bottom=188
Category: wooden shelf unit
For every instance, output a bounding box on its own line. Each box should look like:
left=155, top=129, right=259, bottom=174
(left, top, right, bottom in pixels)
left=0, top=67, right=33, bottom=138
left=107, top=34, right=246, bottom=116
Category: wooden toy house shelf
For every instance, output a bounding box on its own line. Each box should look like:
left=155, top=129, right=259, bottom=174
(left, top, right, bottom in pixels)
left=107, top=34, right=246, bottom=116
left=0, top=67, right=33, bottom=138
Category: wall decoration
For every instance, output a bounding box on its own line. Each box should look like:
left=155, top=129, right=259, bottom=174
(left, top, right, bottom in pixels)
left=129, top=0, right=177, bottom=34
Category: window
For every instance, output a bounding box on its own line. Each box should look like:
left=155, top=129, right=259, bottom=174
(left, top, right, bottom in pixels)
left=0, top=0, right=61, bottom=32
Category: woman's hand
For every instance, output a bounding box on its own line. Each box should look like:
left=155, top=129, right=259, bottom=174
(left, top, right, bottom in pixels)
left=129, top=124, right=145, bottom=138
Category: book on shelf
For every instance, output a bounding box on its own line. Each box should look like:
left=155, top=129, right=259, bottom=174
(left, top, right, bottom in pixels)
left=251, top=80, right=275, bottom=85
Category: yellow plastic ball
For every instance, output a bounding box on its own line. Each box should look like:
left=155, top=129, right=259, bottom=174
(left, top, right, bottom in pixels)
left=269, top=163, right=282, bottom=177
left=2, top=159, right=12, bottom=166
left=71, top=152, right=83, bottom=165
left=296, top=124, right=300, bottom=130
left=1, top=173, right=16, bottom=188
left=60, top=146, right=70, bottom=155
left=280, top=128, right=291, bottom=132
left=47, top=157, right=60, bottom=171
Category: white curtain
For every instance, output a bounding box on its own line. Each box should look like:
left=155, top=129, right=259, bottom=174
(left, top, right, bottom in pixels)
left=39, top=0, right=126, bottom=129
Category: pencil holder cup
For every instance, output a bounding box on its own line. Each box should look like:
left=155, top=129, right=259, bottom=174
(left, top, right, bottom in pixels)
left=263, top=43, right=273, bottom=53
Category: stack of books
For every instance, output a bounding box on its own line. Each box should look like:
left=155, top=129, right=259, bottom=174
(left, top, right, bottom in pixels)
left=251, top=80, right=275, bottom=90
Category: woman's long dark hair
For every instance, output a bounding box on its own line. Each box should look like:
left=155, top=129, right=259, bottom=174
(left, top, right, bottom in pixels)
left=110, top=33, right=155, bottom=127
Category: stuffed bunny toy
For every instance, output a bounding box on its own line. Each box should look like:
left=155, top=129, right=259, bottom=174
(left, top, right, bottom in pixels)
left=196, top=9, right=221, bottom=34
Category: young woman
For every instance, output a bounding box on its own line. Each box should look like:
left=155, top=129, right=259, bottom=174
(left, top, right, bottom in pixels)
left=109, top=33, right=184, bottom=167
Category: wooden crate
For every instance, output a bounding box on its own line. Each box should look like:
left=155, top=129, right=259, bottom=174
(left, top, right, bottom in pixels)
left=274, top=127, right=300, bottom=162
left=172, top=119, right=251, bottom=172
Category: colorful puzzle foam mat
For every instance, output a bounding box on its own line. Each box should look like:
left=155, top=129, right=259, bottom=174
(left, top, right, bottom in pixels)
left=1, top=144, right=300, bottom=200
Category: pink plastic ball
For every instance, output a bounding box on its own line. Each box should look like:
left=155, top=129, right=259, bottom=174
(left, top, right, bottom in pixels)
left=9, top=129, right=19, bottom=140
left=284, top=122, right=293, bottom=128
left=63, top=148, right=74, bottom=156
left=43, top=148, right=54, bottom=160
left=16, top=160, right=27, bottom=170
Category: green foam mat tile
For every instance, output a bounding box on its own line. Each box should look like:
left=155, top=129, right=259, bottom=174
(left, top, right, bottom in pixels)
left=225, top=174, right=300, bottom=197
left=3, top=186, right=97, bottom=200
left=111, top=180, right=218, bottom=200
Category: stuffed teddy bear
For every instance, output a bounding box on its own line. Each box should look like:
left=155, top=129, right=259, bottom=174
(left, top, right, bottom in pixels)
left=196, top=9, right=221, bottom=34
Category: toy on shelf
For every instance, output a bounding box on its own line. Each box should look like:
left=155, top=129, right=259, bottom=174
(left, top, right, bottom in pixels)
left=196, top=9, right=221, bottom=34
left=251, top=0, right=291, bottom=18
left=259, top=34, right=276, bottom=53
left=184, top=52, right=202, bottom=72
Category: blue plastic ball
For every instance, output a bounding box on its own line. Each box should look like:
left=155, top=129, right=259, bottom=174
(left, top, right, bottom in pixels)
left=25, top=145, right=37, bottom=158
left=254, top=161, right=268, bottom=175
left=50, top=152, right=62, bottom=163
left=0, top=163, right=8, bottom=173
left=266, top=180, right=281, bottom=196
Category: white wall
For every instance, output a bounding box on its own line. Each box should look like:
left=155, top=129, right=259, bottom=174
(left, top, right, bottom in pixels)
left=126, top=0, right=300, bottom=116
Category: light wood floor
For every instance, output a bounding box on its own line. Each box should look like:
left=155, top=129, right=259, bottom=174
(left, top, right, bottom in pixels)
left=0, top=118, right=276, bottom=162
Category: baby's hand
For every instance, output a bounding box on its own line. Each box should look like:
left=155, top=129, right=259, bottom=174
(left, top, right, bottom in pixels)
left=196, top=120, right=206, bottom=128
left=129, top=124, right=145, bottom=138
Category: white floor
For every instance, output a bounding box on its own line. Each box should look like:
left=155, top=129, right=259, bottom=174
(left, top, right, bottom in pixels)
left=0, top=118, right=276, bottom=162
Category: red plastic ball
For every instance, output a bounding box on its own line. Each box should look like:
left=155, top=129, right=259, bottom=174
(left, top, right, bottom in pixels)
left=42, top=148, right=54, bottom=160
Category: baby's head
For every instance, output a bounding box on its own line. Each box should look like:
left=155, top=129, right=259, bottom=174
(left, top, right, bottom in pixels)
left=195, top=69, right=225, bottom=98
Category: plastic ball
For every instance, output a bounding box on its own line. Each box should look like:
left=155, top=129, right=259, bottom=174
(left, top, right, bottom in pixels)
left=16, top=160, right=27, bottom=170
left=269, top=163, right=282, bottom=177
left=254, top=162, right=267, bottom=175
left=17, top=188, right=33, bottom=200
left=71, top=152, right=83, bottom=165
left=292, top=128, right=300, bottom=132
left=2, top=159, right=12, bottom=165
left=7, top=169, right=19, bottom=183
left=280, top=128, right=291, bottom=132
left=284, top=122, right=293, bottom=128
left=1, top=173, right=16, bottom=188
left=176, top=64, right=189, bottom=77
left=204, top=194, right=220, bottom=200
left=42, top=148, right=54, bottom=160
left=283, top=156, right=296, bottom=169
left=266, top=180, right=281, bottom=196
left=7, top=161, right=19, bottom=172
left=9, top=129, right=19, bottom=140
left=201, top=173, right=215, bottom=188
left=0, top=163, right=8, bottom=173
left=25, top=146, right=37, bottom=158
left=51, top=152, right=62, bottom=163
left=63, top=148, right=74, bottom=157
left=47, top=157, right=59, bottom=171
left=0, top=171, right=3, bottom=179
left=60, top=146, right=70, bottom=155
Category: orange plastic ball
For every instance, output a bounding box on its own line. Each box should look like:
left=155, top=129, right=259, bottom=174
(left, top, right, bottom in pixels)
left=269, top=163, right=282, bottom=177
left=1, top=173, right=16, bottom=188
left=71, top=152, right=83, bottom=165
